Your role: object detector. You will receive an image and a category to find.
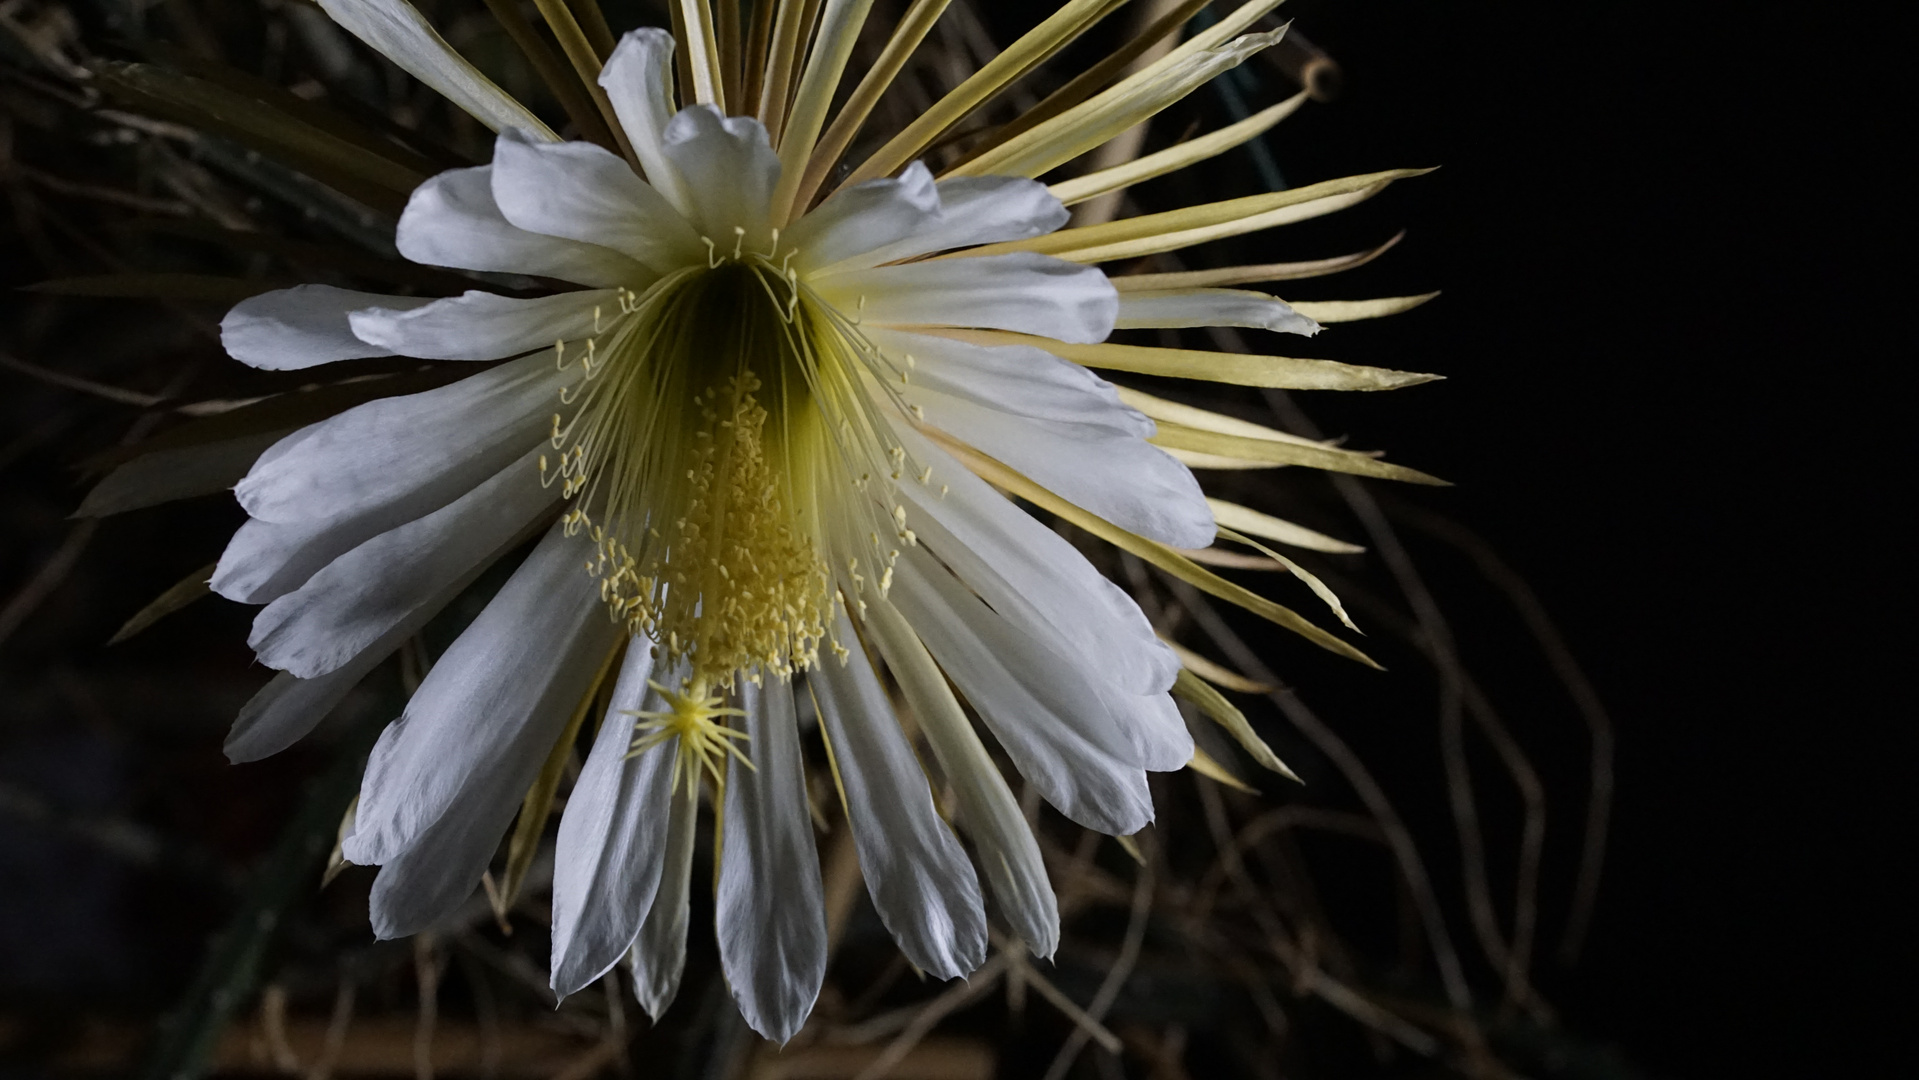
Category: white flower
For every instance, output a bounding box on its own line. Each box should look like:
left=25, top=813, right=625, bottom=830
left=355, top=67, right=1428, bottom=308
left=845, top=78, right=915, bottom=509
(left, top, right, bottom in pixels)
left=91, top=0, right=1443, bottom=1043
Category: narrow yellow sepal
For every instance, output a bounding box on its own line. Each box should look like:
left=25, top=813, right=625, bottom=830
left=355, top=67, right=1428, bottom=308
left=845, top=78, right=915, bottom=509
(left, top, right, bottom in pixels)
left=947, top=168, right=1433, bottom=264
left=1047, top=92, right=1308, bottom=206
left=928, top=328, right=1440, bottom=393
left=1288, top=293, right=1442, bottom=323
left=1173, top=669, right=1300, bottom=782
left=1110, top=232, right=1406, bottom=291
left=1166, top=640, right=1275, bottom=693
left=1206, top=498, right=1365, bottom=555
left=1187, top=745, right=1258, bottom=793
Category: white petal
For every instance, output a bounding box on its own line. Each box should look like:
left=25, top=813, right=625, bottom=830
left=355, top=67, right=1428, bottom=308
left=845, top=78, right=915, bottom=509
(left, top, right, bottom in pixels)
left=861, top=595, right=1059, bottom=958
left=350, top=290, right=611, bottom=361
left=397, top=165, right=647, bottom=288
left=1116, top=287, right=1321, bottom=336
left=849, top=176, right=1070, bottom=268
left=628, top=777, right=698, bottom=1019
left=550, top=647, right=678, bottom=998
left=907, top=387, right=1215, bottom=549
left=659, top=105, right=780, bottom=244
left=815, top=253, right=1115, bottom=344
left=717, top=680, right=827, bottom=1043
left=75, top=430, right=286, bottom=518
left=222, top=286, right=430, bottom=370
left=344, top=523, right=615, bottom=875
left=214, top=355, right=558, bottom=603
left=865, top=327, right=1148, bottom=437
left=598, top=29, right=693, bottom=215
left=238, top=349, right=556, bottom=526
left=811, top=613, right=987, bottom=981
left=248, top=447, right=555, bottom=678
left=315, top=0, right=557, bottom=139
left=890, top=549, right=1153, bottom=834
left=1094, top=684, right=1193, bottom=774
left=490, top=130, right=702, bottom=272
left=784, top=163, right=940, bottom=275
left=892, top=425, right=1179, bottom=697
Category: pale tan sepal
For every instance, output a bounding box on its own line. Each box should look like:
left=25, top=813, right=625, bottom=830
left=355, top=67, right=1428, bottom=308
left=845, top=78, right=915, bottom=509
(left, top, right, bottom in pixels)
left=529, top=0, right=638, bottom=165
left=1153, top=423, right=1446, bottom=485
left=839, top=0, right=1126, bottom=188
left=1165, top=640, right=1275, bottom=693
left=1187, top=745, right=1257, bottom=793
left=322, top=795, right=359, bottom=888
left=1217, top=526, right=1358, bottom=632
left=926, top=328, right=1438, bottom=393
left=952, top=25, right=1290, bottom=181
left=936, top=436, right=1381, bottom=669
left=797, top=0, right=951, bottom=212
left=950, top=168, right=1432, bottom=264
left=1288, top=293, right=1442, bottom=323
left=1206, top=498, right=1364, bottom=555
left=1048, top=92, right=1308, bottom=206
left=770, top=0, right=878, bottom=225
left=1163, top=448, right=1282, bottom=471
left=1111, top=231, right=1405, bottom=290
left=677, top=0, right=727, bottom=109
left=109, top=561, right=216, bottom=645
left=1173, top=669, right=1299, bottom=782
left=1119, top=386, right=1359, bottom=451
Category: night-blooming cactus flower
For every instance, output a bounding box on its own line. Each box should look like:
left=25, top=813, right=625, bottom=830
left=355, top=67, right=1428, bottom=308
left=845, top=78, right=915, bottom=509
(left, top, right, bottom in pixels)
left=89, top=0, right=1445, bottom=1043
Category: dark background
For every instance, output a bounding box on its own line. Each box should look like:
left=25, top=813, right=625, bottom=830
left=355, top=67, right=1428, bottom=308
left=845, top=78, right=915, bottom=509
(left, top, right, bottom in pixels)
left=1261, top=2, right=1911, bottom=1075
left=2, top=1, right=1910, bottom=1076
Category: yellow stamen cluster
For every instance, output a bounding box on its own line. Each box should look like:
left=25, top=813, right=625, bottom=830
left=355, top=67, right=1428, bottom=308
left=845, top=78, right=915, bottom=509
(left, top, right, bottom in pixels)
left=540, top=253, right=920, bottom=695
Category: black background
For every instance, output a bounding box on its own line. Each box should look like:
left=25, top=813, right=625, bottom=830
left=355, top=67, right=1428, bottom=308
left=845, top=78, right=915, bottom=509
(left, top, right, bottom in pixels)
left=1233, top=2, right=1910, bottom=1075
left=1, top=1, right=1910, bottom=1075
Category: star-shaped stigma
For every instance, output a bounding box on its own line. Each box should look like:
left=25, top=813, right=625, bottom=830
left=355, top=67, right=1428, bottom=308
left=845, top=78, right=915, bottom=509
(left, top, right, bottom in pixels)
left=627, top=678, right=755, bottom=794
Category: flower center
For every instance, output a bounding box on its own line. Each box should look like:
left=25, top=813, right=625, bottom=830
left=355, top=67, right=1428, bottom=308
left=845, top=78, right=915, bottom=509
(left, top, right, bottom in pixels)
left=542, top=256, right=911, bottom=690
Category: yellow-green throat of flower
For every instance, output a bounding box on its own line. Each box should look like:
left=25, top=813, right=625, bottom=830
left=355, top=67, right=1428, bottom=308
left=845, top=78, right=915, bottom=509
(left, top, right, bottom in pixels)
left=540, top=244, right=918, bottom=694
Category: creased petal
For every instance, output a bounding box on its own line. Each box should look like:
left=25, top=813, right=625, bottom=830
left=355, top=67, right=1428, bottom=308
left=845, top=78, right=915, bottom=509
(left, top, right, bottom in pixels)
left=908, top=387, right=1215, bottom=549
left=717, top=680, right=827, bottom=1043
left=214, top=354, right=558, bottom=603
left=599, top=29, right=692, bottom=215
left=315, top=0, right=557, bottom=139
left=660, top=105, right=780, bottom=244
left=350, top=289, right=611, bottom=361
left=892, top=425, right=1179, bottom=697
left=490, top=130, right=702, bottom=272
left=812, top=614, right=987, bottom=980
left=815, top=252, right=1116, bottom=344
left=1116, top=287, right=1321, bottom=336
left=75, top=430, right=287, bottom=518
left=891, top=549, right=1154, bottom=834
left=222, top=286, right=429, bottom=370
left=550, top=648, right=677, bottom=998
left=224, top=553, right=488, bottom=763
left=846, top=176, right=1069, bottom=268
left=628, top=777, right=698, bottom=1019
left=862, top=596, right=1059, bottom=958
left=397, top=165, right=646, bottom=288
left=866, top=327, right=1148, bottom=437
left=784, top=163, right=940, bottom=275
left=248, top=448, right=554, bottom=678
left=344, top=525, right=616, bottom=925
